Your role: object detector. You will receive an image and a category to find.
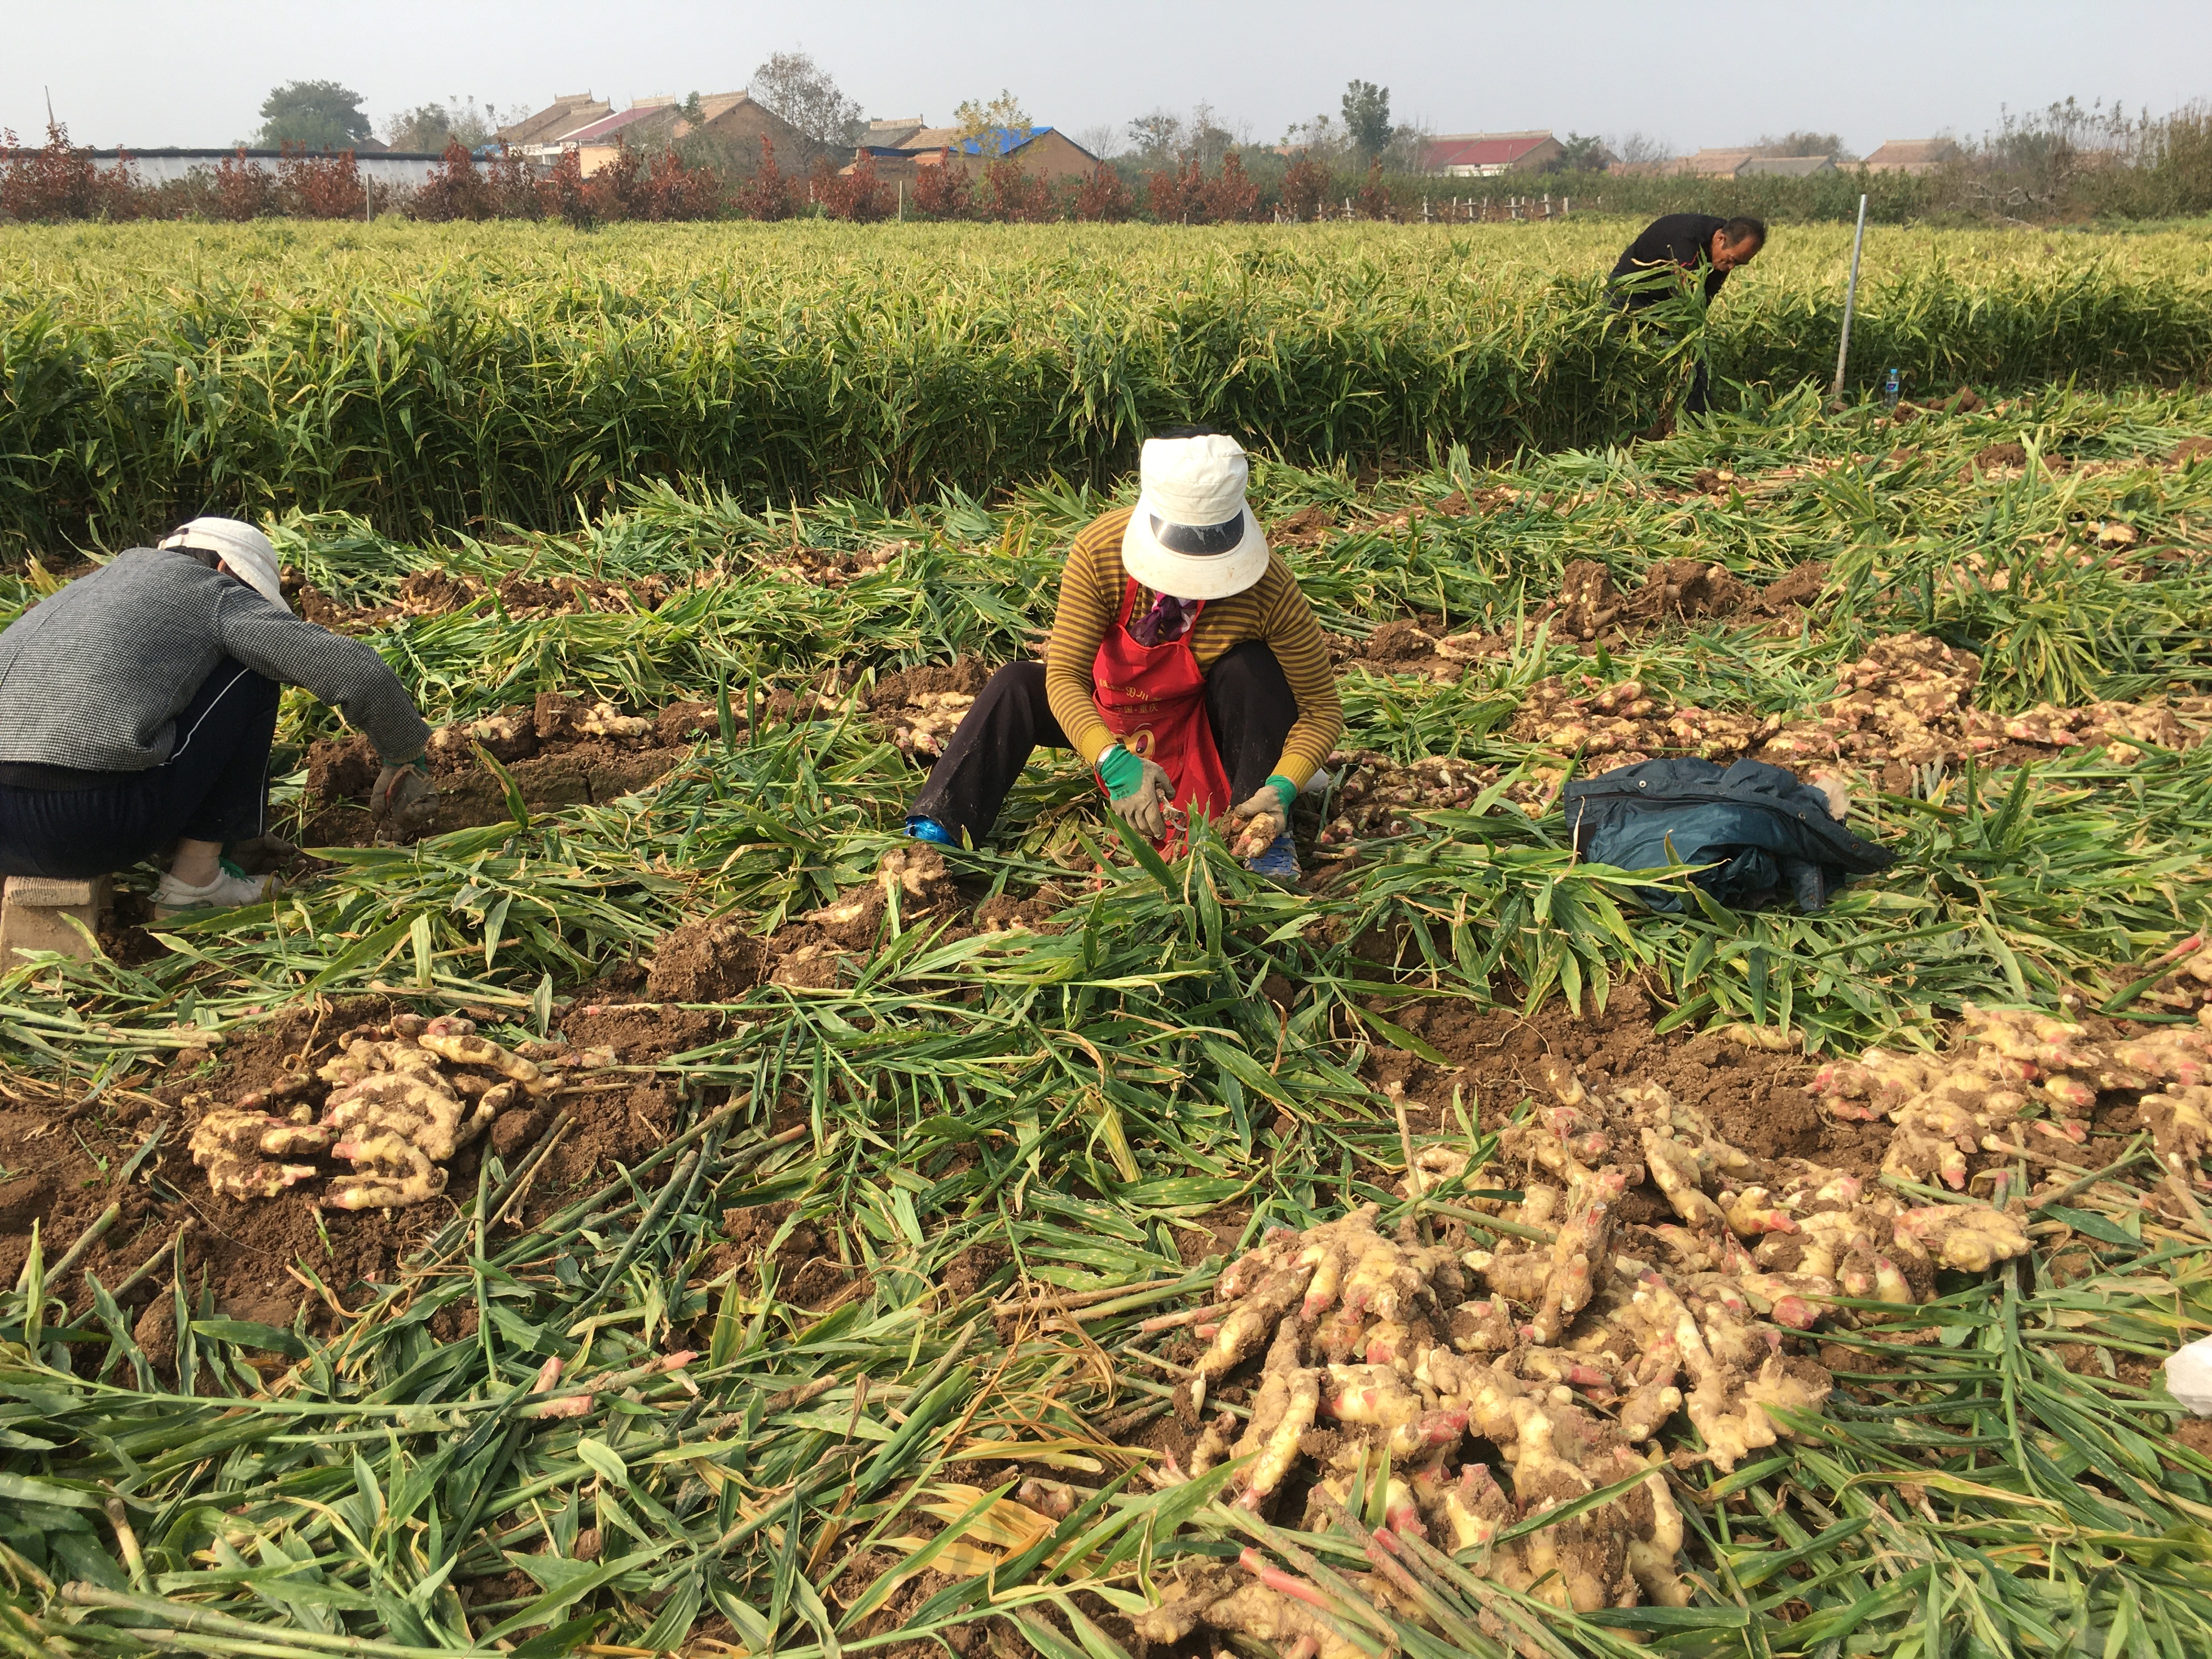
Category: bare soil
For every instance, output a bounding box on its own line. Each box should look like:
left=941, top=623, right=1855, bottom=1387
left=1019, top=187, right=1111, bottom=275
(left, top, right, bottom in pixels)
left=0, top=991, right=691, bottom=1372
left=297, top=691, right=714, bottom=846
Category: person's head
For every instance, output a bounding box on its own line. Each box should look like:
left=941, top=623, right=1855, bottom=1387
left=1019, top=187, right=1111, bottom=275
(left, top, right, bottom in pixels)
left=1709, top=217, right=1766, bottom=272
left=1120, top=426, right=1270, bottom=601
left=159, top=517, right=286, bottom=609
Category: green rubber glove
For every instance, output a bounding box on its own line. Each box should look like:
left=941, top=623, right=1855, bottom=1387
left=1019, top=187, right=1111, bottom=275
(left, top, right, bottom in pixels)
left=1265, top=775, right=1298, bottom=816
left=1096, top=743, right=1146, bottom=799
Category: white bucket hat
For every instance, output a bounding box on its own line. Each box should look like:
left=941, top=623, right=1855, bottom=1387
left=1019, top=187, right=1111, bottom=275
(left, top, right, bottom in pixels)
left=1120, top=433, right=1271, bottom=601
left=160, top=516, right=285, bottom=609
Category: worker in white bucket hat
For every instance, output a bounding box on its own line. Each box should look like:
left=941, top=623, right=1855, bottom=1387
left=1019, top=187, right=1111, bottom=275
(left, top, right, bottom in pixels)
left=906, top=427, right=1343, bottom=880
left=0, top=516, right=435, bottom=917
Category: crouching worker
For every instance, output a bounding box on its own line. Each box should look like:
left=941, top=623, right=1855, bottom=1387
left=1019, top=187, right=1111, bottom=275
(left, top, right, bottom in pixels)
left=907, top=428, right=1344, bottom=879
left=0, top=517, right=435, bottom=917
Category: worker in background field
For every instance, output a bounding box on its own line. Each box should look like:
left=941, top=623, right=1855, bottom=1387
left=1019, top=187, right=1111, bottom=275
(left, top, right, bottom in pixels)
left=0, top=517, right=436, bottom=917
left=906, top=428, right=1344, bottom=882
left=1609, top=213, right=1767, bottom=417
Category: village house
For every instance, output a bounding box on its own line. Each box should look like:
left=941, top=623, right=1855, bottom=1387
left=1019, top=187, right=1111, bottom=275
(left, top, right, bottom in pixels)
left=843, top=123, right=1099, bottom=184
left=1422, top=131, right=1565, bottom=177
left=495, top=94, right=614, bottom=161
left=1863, top=138, right=1960, bottom=174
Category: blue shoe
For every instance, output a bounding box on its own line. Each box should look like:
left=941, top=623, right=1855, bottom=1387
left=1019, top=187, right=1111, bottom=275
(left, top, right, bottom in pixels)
left=1244, top=831, right=1300, bottom=882
left=906, top=815, right=956, bottom=846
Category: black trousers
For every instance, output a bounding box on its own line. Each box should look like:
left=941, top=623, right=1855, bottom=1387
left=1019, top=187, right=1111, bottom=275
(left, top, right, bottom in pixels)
left=0, top=658, right=279, bottom=879
left=910, top=643, right=1299, bottom=843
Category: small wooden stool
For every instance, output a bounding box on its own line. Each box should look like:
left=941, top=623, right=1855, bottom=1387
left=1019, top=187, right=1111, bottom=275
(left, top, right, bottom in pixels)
left=0, top=875, right=113, bottom=964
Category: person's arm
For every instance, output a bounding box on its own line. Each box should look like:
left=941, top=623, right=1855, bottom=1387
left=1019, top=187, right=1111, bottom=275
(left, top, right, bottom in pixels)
left=1260, top=579, right=1344, bottom=787
left=1043, top=523, right=1121, bottom=767
left=215, top=591, right=431, bottom=760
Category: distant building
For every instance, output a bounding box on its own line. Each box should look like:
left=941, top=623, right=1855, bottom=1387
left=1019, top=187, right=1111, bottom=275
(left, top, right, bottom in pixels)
left=865, top=116, right=928, bottom=149
left=497, top=94, right=614, bottom=160
left=1740, top=154, right=1837, bottom=177
left=1863, top=138, right=1960, bottom=175
left=562, top=98, right=681, bottom=176
left=1423, top=131, right=1565, bottom=177
left=1677, top=148, right=1759, bottom=177
left=845, top=125, right=1101, bottom=183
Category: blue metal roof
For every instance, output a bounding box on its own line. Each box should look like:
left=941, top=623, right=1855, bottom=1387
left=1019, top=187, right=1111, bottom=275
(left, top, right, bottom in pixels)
left=943, top=126, right=1051, bottom=157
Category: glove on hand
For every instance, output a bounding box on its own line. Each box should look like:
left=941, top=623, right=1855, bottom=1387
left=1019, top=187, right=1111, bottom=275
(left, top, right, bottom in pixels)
left=370, top=754, right=436, bottom=827
left=1227, top=776, right=1297, bottom=859
left=1098, top=744, right=1176, bottom=841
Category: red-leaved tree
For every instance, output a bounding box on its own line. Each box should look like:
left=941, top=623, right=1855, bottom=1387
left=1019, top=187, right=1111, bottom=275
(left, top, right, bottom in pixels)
left=1073, top=163, right=1134, bottom=222
left=212, top=148, right=274, bottom=221
left=815, top=151, right=895, bottom=222
left=1354, top=158, right=1391, bottom=220
left=736, top=134, right=797, bottom=220
left=910, top=151, right=972, bottom=219
left=540, top=150, right=592, bottom=229
left=979, top=157, right=1054, bottom=222
left=411, top=142, right=490, bottom=221
left=484, top=146, right=544, bottom=219
left=276, top=145, right=364, bottom=218
left=1145, top=156, right=1206, bottom=224
left=1201, top=151, right=1262, bottom=223
left=0, top=121, right=138, bottom=221
left=638, top=146, right=723, bottom=220
left=1279, top=151, right=1330, bottom=222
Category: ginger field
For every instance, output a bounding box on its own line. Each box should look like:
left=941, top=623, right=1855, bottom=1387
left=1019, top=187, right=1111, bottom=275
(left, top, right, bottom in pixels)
left=3, top=308, right=2212, bottom=1656
left=2, top=218, right=2211, bottom=551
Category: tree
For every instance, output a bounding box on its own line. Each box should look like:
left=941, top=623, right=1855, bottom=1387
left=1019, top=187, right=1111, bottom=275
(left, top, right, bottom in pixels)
left=1610, top=131, right=1675, bottom=167
left=382, top=98, right=514, bottom=155
left=1200, top=150, right=1261, bottom=223
left=256, top=80, right=371, bottom=150
left=1755, top=130, right=1855, bottom=162
left=953, top=90, right=1032, bottom=158
left=1126, top=110, right=1184, bottom=166
left=1554, top=133, right=1611, bottom=172
left=749, top=51, right=865, bottom=151
left=1341, top=80, right=1391, bottom=161
left=1279, top=151, right=1331, bottom=221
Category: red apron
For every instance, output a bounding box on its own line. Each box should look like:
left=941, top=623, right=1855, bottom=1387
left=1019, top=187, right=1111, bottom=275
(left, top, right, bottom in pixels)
left=1091, top=578, right=1234, bottom=848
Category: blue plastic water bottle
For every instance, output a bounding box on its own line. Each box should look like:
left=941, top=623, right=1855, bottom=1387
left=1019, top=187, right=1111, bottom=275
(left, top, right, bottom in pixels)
left=1882, top=368, right=1902, bottom=410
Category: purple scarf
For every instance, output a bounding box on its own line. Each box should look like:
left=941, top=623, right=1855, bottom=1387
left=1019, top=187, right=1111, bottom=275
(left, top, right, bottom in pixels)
left=1127, top=589, right=1199, bottom=647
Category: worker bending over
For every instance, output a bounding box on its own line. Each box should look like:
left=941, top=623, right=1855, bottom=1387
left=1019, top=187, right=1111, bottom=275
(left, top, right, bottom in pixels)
left=0, top=517, right=435, bottom=916
left=907, top=428, right=1343, bottom=879
left=1609, top=212, right=1766, bottom=416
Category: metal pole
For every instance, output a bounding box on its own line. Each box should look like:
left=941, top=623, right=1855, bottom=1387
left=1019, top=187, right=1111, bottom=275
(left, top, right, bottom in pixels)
left=1830, top=192, right=1869, bottom=405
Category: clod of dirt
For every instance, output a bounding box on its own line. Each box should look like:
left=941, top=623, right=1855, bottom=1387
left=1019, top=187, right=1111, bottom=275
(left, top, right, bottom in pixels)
left=871, top=659, right=990, bottom=761
left=1267, top=505, right=1338, bottom=548
left=1352, top=619, right=1504, bottom=681
left=0, top=1171, right=55, bottom=1233
left=1536, top=561, right=1623, bottom=642
left=809, top=844, right=961, bottom=947
left=1622, top=559, right=1755, bottom=624
left=1756, top=561, right=1830, bottom=611
left=184, top=1013, right=608, bottom=1209
left=2170, top=437, right=2212, bottom=467
left=646, top=916, right=769, bottom=1003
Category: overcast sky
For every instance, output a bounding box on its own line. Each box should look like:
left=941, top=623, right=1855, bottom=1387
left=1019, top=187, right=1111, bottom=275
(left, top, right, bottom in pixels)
left=7, top=0, right=2208, bottom=155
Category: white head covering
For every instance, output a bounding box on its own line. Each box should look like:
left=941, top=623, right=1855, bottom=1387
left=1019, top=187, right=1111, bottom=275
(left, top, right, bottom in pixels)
left=1119, top=433, right=1271, bottom=601
left=159, top=517, right=285, bottom=609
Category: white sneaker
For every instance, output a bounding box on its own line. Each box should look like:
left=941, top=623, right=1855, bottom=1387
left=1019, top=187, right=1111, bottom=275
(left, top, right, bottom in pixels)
left=154, top=867, right=273, bottom=918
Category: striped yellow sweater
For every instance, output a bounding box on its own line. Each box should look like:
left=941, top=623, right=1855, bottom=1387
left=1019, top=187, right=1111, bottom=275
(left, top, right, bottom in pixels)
left=1043, top=507, right=1344, bottom=787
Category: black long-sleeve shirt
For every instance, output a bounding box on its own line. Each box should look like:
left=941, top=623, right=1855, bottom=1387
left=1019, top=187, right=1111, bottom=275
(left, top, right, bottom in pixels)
left=1609, top=213, right=1729, bottom=311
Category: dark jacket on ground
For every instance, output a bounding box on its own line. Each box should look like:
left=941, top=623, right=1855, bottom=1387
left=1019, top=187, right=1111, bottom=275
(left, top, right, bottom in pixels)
left=0, top=548, right=428, bottom=772
left=1562, top=758, right=1893, bottom=912
left=1610, top=212, right=1730, bottom=311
